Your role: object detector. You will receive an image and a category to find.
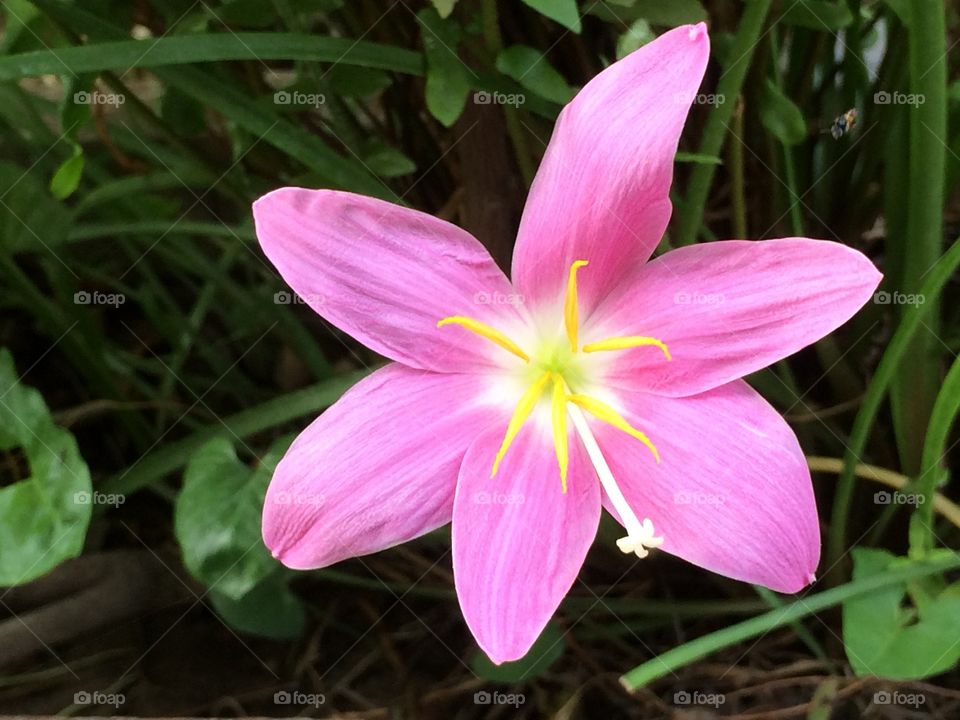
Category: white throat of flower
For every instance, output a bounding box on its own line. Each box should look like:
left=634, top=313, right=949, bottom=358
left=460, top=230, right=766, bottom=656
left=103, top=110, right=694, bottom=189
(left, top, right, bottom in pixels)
left=439, top=259, right=669, bottom=559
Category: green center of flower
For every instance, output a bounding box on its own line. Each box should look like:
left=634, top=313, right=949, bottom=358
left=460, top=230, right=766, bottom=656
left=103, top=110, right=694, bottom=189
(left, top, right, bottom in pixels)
left=438, top=260, right=673, bottom=558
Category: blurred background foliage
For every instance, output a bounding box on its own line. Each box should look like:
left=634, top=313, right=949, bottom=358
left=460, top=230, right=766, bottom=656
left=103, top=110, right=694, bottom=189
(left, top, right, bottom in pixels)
left=1, top=0, right=960, bottom=717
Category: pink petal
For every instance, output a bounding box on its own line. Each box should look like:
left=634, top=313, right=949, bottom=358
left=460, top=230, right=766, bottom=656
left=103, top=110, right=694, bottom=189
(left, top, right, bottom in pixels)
left=511, top=23, right=709, bottom=319
left=253, top=188, right=530, bottom=372
left=263, top=364, right=507, bottom=569
left=453, top=424, right=600, bottom=663
left=595, top=381, right=819, bottom=593
left=589, top=238, right=882, bottom=396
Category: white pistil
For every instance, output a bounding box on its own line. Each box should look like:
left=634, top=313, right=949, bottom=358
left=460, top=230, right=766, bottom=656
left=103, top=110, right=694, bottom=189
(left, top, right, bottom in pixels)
left=567, top=402, right=663, bottom=559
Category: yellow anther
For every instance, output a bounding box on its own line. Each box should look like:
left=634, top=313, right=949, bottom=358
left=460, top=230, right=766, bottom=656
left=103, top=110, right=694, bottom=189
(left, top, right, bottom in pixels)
left=582, top=335, right=672, bottom=361
left=437, top=316, right=530, bottom=363
left=563, top=260, right=589, bottom=352
left=550, top=373, right=569, bottom=493
left=491, top=371, right=552, bottom=477
left=566, top=394, right=660, bottom=464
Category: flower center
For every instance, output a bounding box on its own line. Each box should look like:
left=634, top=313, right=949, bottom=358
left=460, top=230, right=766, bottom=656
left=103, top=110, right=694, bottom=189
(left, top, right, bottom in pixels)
left=437, top=260, right=671, bottom=558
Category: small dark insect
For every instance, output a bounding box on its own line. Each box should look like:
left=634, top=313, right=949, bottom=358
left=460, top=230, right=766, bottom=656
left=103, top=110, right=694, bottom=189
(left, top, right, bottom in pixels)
left=829, top=108, right=858, bottom=139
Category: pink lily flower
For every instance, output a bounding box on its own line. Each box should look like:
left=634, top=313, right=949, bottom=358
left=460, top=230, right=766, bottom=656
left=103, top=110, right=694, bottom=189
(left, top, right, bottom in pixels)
left=254, top=23, right=881, bottom=664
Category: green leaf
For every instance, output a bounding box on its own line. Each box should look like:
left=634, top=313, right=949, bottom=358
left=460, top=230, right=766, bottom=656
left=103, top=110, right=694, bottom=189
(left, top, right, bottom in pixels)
left=521, top=0, right=581, bottom=33
left=176, top=436, right=291, bottom=600
left=589, top=0, right=707, bottom=27
left=883, top=0, right=911, bottom=26
left=49, top=145, right=84, bottom=200
left=0, top=0, right=41, bottom=54
left=781, top=1, right=853, bottom=30
left=418, top=8, right=471, bottom=127
left=362, top=141, right=416, bottom=178
left=675, top=151, right=723, bottom=165
left=496, top=45, right=574, bottom=104
left=759, top=78, right=807, bottom=146
left=843, top=548, right=960, bottom=678
left=616, top=18, right=655, bottom=59
left=0, top=161, right=72, bottom=254
left=0, top=33, right=424, bottom=81
left=0, top=349, right=92, bottom=586
left=209, top=579, right=306, bottom=640
left=470, top=623, right=565, bottom=682
left=161, top=86, right=207, bottom=136
left=327, top=65, right=392, bottom=97
left=430, top=0, right=458, bottom=19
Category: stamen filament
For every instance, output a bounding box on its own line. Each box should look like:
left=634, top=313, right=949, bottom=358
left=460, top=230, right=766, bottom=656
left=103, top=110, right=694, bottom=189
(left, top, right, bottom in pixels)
left=563, top=260, right=589, bottom=352
left=566, top=394, right=660, bottom=463
left=437, top=316, right=530, bottom=363
left=550, top=373, right=569, bottom=493
left=567, top=403, right=663, bottom=558
left=582, top=335, right=672, bottom=361
left=491, top=371, right=552, bottom=477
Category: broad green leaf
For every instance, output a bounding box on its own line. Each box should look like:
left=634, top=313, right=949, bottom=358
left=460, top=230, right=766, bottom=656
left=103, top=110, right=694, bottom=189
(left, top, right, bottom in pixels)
left=782, top=1, right=853, bottom=30
left=209, top=579, right=306, bottom=640
left=176, top=436, right=291, bottom=600
left=49, top=147, right=85, bottom=200
left=616, top=18, right=655, bottom=59
left=418, top=8, right=471, bottom=127
left=0, top=349, right=92, bottom=586
left=362, top=141, right=416, bottom=178
left=0, top=161, right=72, bottom=253
left=470, top=623, right=565, bottom=682
left=883, top=0, right=911, bottom=26
left=521, top=0, right=581, bottom=32
left=496, top=45, right=574, bottom=104
left=843, top=548, right=960, bottom=678
left=759, top=78, right=807, bottom=146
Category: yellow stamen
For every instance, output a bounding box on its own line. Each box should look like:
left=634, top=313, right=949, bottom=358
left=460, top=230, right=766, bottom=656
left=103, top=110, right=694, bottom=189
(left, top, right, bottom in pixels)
left=563, top=260, right=589, bottom=352
left=582, top=335, right=672, bottom=361
left=491, top=371, right=552, bottom=477
left=566, top=394, right=660, bottom=463
left=550, top=373, right=569, bottom=493
left=437, top=316, right=530, bottom=363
